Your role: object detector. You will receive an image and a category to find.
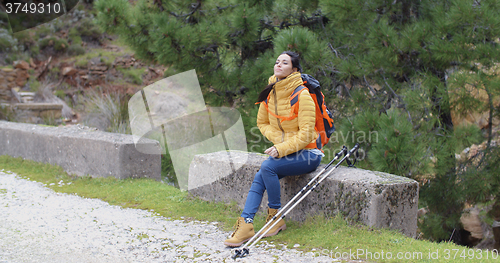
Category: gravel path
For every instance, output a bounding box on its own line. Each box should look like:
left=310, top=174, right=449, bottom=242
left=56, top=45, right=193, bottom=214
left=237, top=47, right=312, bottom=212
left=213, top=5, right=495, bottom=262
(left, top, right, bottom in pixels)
left=0, top=170, right=340, bottom=263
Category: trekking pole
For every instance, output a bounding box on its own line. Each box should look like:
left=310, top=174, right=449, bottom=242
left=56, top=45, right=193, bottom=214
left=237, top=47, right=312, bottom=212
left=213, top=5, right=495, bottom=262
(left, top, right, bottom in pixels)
left=232, top=144, right=360, bottom=260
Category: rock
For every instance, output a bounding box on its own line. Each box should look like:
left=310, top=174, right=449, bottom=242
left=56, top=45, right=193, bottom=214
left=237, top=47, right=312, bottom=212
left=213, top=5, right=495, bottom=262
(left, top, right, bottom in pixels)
left=89, top=65, right=108, bottom=72
left=13, top=60, right=30, bottom=70
left=449, top=81, right=500, bottom=129
left=16, top=79, right=27, bottom=87
left=16, top=69, right=29, bottom=78
left=460, top=208, right=483, bottom=240
left=493, top=222, right=500, bottom=250
left=468, top=144, right=479, bottom=158
left=29, top=58, right=36, bottom=69
left=0, top=89, right=11, bottom=99
left=10, top=88, right=22, bottom=103
left=62, top=67, right=78, bottom=76
left=18, top=92, right=35, bottom=103
left=417, top=207, right=428, bottom=218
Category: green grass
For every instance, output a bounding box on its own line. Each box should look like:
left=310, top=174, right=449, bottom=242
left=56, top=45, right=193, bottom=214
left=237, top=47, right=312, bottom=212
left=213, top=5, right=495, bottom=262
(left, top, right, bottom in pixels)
left=117, top=67, right=144, bottom=85
left=0, top=155, right=498, bottom=262
left=72, top=48, right=124, bottom=68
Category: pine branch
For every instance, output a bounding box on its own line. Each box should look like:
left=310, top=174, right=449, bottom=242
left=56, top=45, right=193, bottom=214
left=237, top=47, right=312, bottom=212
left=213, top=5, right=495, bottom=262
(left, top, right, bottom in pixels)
left=476, top=83, right=494, bottom=169
left=153, top=0, right=164, bottom=12
left=336, top=82, right=352, bottom=98
left=364, top=75, right=377, bottom=95
left=169, top=0, right=202, bottom=19
left=381, top=73, right=414, bottom=125
left=328, top=43, right=341, bottom=58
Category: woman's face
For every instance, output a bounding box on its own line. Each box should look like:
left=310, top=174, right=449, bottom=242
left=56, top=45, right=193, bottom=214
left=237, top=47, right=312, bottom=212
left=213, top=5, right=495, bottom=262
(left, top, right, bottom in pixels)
left=274, top=54, right=297, bottom=80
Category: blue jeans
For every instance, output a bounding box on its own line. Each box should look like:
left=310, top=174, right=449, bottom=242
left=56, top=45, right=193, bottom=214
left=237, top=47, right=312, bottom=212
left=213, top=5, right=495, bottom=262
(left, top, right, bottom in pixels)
left=241, top=150, right=322, bottom=219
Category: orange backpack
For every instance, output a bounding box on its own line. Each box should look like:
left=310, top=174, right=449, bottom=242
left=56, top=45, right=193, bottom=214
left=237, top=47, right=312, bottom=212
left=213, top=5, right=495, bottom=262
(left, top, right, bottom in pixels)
left=262, top=74, right=335, bottom=150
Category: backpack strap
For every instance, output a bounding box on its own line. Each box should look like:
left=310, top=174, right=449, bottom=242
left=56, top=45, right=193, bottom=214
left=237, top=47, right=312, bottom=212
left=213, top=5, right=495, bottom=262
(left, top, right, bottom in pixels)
left=292, top=85, right=323, bottom=150
left=290, top=85, right=307, bottom=107
left=256, top=91, right=299, bottom=123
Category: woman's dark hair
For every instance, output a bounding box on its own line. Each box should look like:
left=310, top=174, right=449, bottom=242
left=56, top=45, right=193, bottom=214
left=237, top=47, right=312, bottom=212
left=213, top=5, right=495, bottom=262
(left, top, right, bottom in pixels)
left=257, top=51, right=302, bottom=103
left=282, top=50, right=302, bottom=72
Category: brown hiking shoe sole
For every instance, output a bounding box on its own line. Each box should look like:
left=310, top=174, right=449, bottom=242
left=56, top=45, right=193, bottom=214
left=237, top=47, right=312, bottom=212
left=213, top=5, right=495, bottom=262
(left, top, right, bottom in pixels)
left=262, top=224, right=286, bottom=237
left=224, top=237, right=252, bottom=247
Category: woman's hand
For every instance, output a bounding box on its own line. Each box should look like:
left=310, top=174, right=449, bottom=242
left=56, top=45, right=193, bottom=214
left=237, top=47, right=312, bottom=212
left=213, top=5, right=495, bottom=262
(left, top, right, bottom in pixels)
left=264, top=146, right=279, bottom=158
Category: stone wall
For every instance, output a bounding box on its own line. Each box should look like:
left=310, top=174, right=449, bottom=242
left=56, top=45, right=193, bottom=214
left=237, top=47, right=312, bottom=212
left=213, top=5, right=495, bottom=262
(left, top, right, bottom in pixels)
left=0, top=62, right=30, bottom=103
left=0, top=120, right=161, bottom=180
left=189, top=151, right=419, bottom=238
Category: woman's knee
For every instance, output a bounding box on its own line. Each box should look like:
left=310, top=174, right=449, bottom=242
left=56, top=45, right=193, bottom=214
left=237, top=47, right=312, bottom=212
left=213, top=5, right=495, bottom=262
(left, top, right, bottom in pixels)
left=260, top=159, right=278, bottom=177
left=310, top=155, right=322, bottom=168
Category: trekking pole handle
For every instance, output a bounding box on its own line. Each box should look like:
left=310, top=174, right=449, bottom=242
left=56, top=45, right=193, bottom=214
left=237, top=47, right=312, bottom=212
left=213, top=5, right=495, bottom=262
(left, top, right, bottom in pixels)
left=324, top=146, right=347, bottom=170
left=349, top=143, right=359, bottom=156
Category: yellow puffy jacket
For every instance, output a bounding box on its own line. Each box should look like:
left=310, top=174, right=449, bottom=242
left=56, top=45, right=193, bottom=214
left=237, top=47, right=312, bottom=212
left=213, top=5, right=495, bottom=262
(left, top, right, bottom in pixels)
left=257, top=72, right=318, bottom=158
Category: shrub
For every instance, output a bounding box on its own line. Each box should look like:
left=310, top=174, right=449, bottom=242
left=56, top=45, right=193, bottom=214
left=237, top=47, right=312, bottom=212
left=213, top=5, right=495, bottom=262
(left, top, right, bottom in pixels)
left=14, top=30, right=37, bottom=49
left=0, top=28, right=18, bottom=52
left=77, top=17, right=103, bottom=40
left=81, top=90, right=130, bottom=134
left=35, top=25, right=53, bottom=39
left=67, top=44, right=86, bottom=56
left=54, top=90, right=66, bottom=100
left=68, top=27, right=83, bottom=46
left=453, top=124, right=483, bottom=153
left=28, top=44, right=39, bottom=56
left=39, top=36, right=68, bottom=51
left=26, top=78, right=42, bottom=92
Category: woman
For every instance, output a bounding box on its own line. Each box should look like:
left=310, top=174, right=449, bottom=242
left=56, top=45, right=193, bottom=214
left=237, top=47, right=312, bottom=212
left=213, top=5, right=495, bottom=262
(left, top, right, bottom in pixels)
left=224, top=51, right=323, bottom=247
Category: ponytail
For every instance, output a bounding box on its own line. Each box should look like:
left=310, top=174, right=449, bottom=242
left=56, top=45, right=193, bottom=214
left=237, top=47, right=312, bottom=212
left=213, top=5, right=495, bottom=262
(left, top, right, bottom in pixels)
left=257, top=83, right=275, bottom=103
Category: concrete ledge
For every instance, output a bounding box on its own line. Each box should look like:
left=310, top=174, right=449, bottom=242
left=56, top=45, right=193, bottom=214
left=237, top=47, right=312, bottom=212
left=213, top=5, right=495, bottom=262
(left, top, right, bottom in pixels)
left=0, top=120, right=161, bottom=180
left=189, top=151, right=419, bottom=237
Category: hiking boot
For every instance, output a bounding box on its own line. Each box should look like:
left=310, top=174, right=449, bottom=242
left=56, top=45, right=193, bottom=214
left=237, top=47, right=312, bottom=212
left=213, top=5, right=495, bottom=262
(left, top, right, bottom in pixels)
left=224, top=217, right=255, bottom=247
left=261, top=208, right=286, bottom=237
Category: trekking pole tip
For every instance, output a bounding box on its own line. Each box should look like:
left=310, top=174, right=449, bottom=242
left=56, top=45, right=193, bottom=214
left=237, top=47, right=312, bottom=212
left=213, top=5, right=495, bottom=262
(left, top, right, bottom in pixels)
left=231, top=248, right=249, bottom=260
left=241, top=248, right=250, bottom=258
left=231, top=249, right=241, bottom=260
